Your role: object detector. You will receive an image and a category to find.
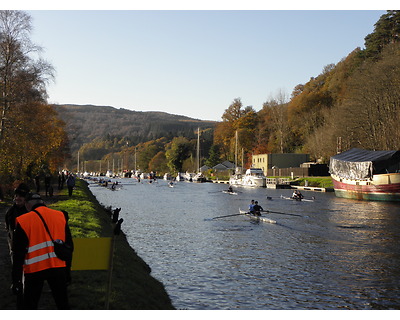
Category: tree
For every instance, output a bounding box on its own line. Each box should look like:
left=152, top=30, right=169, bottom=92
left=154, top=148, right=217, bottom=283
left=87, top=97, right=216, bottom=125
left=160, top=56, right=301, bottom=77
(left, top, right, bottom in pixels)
left=364, top=10, right=400, bottom=59
left=205, top=144, right=221, bottom=168
left=333, top=43, right=400, bottom=150
left=0, top=11, right=64, bottom=185
left=287, top=65, right=336, bottom=150
left=0, top=10, right=54, bottom=145
left=214, top=98, right=258, bottom=165
left=165, top=137, right=191, bottom=173
left=148, top=151, right=169, bottom=174
left=221, top=98, right=244, bottom=123
left=261, top=91, right=290, bottom=153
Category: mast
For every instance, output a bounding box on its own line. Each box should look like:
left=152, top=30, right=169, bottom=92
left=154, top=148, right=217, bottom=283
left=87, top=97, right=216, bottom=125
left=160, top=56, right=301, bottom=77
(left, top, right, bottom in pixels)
left=134, top=147, right=137, bottom=173
left=235, top=130, right=238, bottom=171
left=241, top=148, right=244, bottom=171
left=197, top=128, right=200, bottom=173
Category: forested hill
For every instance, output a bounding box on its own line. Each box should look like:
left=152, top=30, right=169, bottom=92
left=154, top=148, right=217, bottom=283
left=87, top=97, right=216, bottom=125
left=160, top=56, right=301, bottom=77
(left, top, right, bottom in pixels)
left=53, top=104, right=216, bottom=154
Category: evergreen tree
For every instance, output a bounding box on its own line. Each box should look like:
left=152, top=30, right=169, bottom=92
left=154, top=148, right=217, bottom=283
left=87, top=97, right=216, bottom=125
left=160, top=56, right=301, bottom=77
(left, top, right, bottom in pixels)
left=364, top=10, right=400, bottom=58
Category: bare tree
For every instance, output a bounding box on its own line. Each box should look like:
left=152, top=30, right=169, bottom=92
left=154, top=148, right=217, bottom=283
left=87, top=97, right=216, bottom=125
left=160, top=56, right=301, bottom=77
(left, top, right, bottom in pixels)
left=335, top=44, right=400, bottom=150
left=0, top=10, right=54, bottom=146
left=262, top=90, right=290, bottom=153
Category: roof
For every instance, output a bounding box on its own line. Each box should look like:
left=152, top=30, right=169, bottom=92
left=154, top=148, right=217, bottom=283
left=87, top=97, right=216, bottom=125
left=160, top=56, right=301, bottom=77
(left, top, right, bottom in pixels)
left=199, top=165, right=210, bottom=172
left=330, top=148, right=399, bottom=163
left=213, top=163, right=230, bottom=170
left=221, top=161, right=235, bottom=169
left=329, top=148, right=400, bottom=180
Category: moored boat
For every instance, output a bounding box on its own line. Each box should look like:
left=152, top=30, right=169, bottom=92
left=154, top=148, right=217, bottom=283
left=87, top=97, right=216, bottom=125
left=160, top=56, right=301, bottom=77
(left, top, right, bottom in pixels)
left=163, top=173, right=172, bottom=180
left=193, top=172, right=207, bottom=182
left=229, top=168, right=266, bottom=187
left=329, top=148, right=400, bottom=201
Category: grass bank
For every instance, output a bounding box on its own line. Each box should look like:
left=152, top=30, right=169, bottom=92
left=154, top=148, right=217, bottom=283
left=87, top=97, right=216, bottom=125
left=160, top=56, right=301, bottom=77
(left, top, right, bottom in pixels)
left=292, top=176, right=334, bottom=188
left=52, top=179, right=175, bottom=309
left=0, top=179, right=175, bottom=310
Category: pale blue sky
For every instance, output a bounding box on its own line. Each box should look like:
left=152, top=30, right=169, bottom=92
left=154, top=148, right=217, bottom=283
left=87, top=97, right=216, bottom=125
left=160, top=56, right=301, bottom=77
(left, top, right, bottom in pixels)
left=25, top=10, right=387, bottom=121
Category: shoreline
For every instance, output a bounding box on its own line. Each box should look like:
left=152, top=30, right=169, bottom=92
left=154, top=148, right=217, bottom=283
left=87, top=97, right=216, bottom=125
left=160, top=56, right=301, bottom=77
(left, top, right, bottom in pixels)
left=0, top=179, right=175, bottom=310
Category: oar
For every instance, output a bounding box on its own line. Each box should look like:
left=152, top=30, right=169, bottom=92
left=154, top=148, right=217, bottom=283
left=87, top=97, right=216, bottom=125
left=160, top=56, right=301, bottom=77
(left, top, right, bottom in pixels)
left=262, top=210, right=303, bottom=217
left=211, top=213, right=244, bottom=220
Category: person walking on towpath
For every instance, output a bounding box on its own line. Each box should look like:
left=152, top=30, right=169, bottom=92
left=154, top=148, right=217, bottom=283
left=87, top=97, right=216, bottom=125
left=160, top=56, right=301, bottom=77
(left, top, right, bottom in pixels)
left=11, top=193, right=73, bottom=309
left=66, top=173, right=75, bottom=197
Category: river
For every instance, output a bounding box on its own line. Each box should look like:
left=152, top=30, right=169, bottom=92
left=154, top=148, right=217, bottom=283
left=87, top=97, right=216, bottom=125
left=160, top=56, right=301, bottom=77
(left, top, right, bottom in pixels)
left=87, top=178, right=400, bottom=310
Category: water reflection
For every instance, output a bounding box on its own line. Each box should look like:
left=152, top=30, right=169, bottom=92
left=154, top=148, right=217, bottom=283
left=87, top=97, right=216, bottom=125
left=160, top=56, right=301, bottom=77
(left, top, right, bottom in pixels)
left=88, top=179, right=400, bottom=310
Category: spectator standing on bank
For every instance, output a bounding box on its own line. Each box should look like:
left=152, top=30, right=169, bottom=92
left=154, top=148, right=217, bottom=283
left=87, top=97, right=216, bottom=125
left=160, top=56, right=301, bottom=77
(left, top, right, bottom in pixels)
left=34, top=175, right=40, bottom=193
left=5, top=183, right=30, bottom=309
left=5, top=183, right=30, bottom=254
left=66, top=173, right=75, bottom=197
left=58, top=171, right=66, bottom=190
left=11, top=193, right=73, bottom=309
left=44, top=173, right=52, bottom=197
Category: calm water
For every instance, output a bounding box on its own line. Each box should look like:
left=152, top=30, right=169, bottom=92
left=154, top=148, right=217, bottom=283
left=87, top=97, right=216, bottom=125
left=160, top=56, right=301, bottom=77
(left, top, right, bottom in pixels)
left=87, top=179, right=400, bottom=310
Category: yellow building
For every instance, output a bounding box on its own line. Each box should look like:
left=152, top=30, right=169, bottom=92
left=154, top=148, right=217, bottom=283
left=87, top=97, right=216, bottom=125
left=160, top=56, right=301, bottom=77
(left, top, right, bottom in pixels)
left=252, top=153, right=310, bottom=175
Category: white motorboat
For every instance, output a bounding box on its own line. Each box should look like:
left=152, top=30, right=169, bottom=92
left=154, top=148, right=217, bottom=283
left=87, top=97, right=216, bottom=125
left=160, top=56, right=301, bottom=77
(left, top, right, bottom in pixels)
left=230, top=168, right=266, bottom=187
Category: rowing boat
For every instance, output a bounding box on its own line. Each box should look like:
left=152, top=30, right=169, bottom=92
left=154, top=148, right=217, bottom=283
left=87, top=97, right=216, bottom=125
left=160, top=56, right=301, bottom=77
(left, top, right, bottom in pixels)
left=239, top=209, right=277, bottom=224
left=222, top=190, right=238, bottom=195
left=280, top=195, right=314, bottom=202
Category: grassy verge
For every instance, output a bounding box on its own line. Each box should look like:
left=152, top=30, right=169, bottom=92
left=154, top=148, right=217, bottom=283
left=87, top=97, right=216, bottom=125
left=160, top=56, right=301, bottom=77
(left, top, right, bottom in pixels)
left=292, top=176, right=334, bottom=188
left=51, top=179, right=175, bottom=309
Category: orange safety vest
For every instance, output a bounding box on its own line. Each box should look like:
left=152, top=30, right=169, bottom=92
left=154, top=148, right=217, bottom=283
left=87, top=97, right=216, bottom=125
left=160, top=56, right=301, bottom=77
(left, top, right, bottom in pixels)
left=16, top=206, right=67, bottom=273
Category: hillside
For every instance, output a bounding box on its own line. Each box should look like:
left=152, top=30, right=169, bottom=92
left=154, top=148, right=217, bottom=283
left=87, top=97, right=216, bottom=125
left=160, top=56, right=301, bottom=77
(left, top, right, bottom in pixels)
left=53, top=104, right=216, bottom=154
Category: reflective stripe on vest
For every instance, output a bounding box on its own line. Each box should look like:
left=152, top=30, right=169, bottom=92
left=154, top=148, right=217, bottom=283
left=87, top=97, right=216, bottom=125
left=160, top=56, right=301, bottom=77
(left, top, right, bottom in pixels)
left=16, top=207, right=66, bottom=273
left=25, top=251, right=58, bottom=265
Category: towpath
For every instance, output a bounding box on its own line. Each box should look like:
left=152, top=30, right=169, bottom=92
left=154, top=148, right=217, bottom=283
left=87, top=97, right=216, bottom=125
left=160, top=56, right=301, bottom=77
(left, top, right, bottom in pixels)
left=0, top=184, right=62, bottom=309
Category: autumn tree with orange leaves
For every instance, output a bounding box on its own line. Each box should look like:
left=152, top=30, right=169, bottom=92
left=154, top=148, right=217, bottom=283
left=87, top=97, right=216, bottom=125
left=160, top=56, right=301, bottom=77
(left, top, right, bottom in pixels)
left=213, top=98, right=258, bottom=168
left=0, top=10, right=68, bottom=189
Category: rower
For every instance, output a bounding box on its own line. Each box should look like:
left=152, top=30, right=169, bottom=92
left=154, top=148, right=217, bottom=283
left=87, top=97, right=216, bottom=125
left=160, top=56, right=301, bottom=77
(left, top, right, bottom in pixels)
left=248, top=200, right=255, bottom=215
left=292, top=190, right=304, bottom=200
left=227, top=185, right=233, bottom=193
left=253, top=201, right=263, bottom=216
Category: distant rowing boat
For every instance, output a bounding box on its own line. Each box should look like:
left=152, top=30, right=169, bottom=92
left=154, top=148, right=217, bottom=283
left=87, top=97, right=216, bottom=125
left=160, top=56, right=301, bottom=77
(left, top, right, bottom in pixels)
left=239, top=209, right=276, bottom=224
left=280, top=195, right=314, bottom=202
left=222, top=190, right=238, bottom=195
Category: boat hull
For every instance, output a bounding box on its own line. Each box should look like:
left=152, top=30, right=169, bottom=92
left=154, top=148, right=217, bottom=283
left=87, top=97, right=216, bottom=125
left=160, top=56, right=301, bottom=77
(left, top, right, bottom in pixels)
left=331, top=173, right=400, bottom=201
left=229, top=177, right=266, bottom=187
left=239, top=210, right=276, bottom=224
left=280, top=195, right=314, bottom=202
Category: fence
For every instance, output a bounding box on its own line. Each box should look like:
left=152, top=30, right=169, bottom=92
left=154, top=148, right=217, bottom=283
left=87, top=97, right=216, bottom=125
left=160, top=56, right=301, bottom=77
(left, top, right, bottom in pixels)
left=267, top=165, right=329, bottom=177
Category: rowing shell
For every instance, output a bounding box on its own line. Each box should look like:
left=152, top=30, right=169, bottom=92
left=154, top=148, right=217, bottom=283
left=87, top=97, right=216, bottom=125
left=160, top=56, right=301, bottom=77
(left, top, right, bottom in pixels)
left=239, top=209, right=277, bottom=224
left=222, top=190, right=238, bottom=195
left=280, top=195, right=314, bottom=202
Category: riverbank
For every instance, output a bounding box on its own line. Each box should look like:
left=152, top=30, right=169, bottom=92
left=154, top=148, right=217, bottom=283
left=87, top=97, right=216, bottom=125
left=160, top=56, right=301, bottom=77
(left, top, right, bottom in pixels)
left=0, top=179, right=175, bottom=310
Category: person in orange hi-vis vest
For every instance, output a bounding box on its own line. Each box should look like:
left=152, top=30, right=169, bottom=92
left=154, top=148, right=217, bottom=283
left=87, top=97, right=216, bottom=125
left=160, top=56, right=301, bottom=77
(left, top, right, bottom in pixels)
left=11, top=193, right=73, bottom=309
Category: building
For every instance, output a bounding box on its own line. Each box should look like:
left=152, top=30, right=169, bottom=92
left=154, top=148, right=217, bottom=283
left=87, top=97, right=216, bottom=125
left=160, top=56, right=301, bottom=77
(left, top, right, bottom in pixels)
left=252, top=153, right=329, bottom=177
left=252, top=153, right=310, bottom=173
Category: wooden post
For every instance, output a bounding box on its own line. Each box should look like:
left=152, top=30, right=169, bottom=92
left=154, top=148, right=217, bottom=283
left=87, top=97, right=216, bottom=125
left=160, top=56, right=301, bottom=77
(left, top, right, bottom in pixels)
left=105, top=233, right=116, bottom=309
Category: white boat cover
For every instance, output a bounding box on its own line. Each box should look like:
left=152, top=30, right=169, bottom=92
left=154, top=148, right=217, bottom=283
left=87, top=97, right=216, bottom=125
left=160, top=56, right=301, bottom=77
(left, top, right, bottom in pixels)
left=329, top=148, right=400, bottom=180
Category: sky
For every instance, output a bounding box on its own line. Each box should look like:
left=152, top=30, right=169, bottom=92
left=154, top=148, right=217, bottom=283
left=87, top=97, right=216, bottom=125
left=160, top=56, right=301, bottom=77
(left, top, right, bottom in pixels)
left=9, top=6, right=391, bottom=121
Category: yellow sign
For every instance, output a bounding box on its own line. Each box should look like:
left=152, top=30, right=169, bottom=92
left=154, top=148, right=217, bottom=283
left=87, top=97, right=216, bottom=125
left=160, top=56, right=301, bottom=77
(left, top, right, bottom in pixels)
left=71, top=237, right=112, bottom=271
